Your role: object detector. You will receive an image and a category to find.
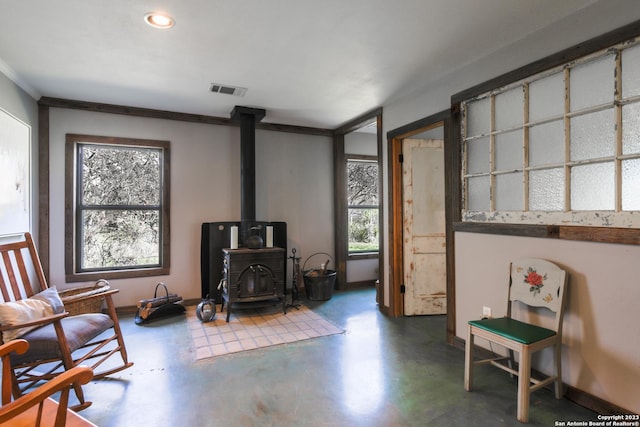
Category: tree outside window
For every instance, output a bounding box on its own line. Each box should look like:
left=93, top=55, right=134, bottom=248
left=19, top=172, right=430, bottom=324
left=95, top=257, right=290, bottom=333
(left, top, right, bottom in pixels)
left=347, top=159, right=379, bottom=253
left=65, top=134, right=170, bottom=281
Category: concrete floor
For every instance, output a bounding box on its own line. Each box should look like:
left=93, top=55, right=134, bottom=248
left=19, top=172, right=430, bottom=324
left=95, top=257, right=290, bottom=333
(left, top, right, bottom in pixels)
left=77, top=288, right=596, bottom=426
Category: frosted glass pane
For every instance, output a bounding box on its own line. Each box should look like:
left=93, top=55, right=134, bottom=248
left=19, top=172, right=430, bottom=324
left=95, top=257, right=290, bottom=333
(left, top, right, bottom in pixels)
left=495, top=87, right=523, bottom=130
left=467, top=176, right=490, bottom=211
left=571, top=163, right=614, bottom=210
left=570, top=109, right=615, bottom=161
left=466, top=98, right=490, bottom=137
left=622, top=44, right=640, bottom=99
left=495, top=130, right=522, bottom=171
left=570, top=54, right=615, bottom=111
left=495, top=172, right=523, bottom=211
left=466, top=137, right=490, bottom=174
left=529, top=168, right=564, bottom=211
left=622, top=102, right=640, bottom=155
left=529, top=120, right=564, bottom=167
left=529, top=72, right=564, bottom=122
left=622, top=159, right=640, bottom=211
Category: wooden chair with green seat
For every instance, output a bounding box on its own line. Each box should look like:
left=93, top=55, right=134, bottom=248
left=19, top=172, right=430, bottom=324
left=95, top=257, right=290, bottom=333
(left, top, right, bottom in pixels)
left=0, top=339, right=96, bottom=427
left=464, top=258, right=568, bottom=423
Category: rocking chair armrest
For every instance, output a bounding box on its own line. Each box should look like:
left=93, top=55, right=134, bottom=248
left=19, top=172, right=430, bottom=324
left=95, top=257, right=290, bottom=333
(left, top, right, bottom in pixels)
left=0, top=365, right=93, bottom=422
left=0, top=339, right=29, bottom=358
left=0, top=312, right=69, bottom=332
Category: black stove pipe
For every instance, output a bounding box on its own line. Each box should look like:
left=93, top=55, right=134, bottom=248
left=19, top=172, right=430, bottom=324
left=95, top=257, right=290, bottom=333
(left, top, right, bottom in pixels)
left=231, top=106, right=266, bottom=237
left=239, top=113, right=256, bottom=223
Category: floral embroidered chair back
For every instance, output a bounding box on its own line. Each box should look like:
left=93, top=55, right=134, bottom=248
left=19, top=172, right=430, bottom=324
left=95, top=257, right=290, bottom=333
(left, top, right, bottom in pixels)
left=508, top=258, right=566, bottom=322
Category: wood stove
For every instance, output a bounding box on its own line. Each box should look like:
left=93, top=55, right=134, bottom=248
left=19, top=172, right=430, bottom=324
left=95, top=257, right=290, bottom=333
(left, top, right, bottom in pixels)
left=199, top=106, right=290, bottom=321
left=200, top=221, right=287, bottom=320
left=221, top=247, right=286, bottom=322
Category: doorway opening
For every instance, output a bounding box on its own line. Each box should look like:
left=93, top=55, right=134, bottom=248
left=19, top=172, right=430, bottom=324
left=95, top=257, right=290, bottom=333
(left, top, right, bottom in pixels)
left=333, top=108, right=383, bottom=303
left=387, top=109, right=457, bottom=341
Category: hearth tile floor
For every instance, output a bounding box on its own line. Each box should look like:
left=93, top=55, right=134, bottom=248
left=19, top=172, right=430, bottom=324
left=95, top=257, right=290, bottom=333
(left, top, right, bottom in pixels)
left=187, top=304, right=343, bottom=360
left=77, top=288, right=597, bottom=427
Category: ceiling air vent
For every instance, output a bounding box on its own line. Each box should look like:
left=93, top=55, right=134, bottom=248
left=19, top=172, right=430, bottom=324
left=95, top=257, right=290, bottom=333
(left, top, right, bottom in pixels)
left=209, top=83, right=247, bottom=97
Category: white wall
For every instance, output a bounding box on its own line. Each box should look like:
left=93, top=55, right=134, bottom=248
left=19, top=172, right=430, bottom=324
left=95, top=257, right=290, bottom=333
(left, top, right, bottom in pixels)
left=378, top=0, right=640, bottom=412
left=381, top=0, right=640, bottom=302
left=345, top=131, right=377, bottom=157
left=0, top=71, right=38, bottom=238
left=346, top=259, right=377, bottom=283
left=47, top=108, right=333, bottom=307
left=0, top=71, right=37, bottom=130
left=455, top=232, right=640, bottom=412
left=255, top=129, right=335, bottom=266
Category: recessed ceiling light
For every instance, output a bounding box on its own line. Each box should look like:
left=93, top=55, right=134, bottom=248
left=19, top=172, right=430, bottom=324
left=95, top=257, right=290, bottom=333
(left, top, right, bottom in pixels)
left=144, top=12, right=175, bottom=29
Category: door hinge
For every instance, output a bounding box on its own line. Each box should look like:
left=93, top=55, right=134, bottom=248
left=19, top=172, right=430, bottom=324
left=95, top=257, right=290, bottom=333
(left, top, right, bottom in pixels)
left=398, top=153, right=404, bottom=163
left=400, top=284, right=406, bottom=293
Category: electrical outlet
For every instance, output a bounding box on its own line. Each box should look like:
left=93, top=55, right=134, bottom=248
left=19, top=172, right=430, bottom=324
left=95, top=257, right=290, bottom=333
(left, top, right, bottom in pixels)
left=482, top=306, right=492, bottom=318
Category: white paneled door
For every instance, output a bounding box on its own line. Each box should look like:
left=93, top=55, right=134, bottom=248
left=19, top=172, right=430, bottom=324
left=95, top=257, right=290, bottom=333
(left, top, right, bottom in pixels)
left=402, top=139, right=446, bottom=315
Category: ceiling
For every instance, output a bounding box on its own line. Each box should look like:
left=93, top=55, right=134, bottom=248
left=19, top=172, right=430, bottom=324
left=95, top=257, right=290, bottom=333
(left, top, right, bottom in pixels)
left=0, top=0, right=609, bottom=129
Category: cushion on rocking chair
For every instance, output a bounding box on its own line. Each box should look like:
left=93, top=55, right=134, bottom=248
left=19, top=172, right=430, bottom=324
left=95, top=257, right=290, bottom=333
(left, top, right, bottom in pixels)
left=0, top=299, right=54, bottom=342
left=10, top=313, right=114, bottom=365
left=0, top=288, right=66, bottom=342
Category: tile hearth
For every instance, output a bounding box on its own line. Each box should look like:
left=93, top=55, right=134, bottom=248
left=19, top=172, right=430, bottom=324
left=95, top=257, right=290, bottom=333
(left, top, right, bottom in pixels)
left=187, top=304, right=343, bottom=360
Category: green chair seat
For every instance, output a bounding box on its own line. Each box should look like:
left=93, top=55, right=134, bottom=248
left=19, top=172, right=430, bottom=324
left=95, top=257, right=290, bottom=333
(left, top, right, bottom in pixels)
left=469, top=317, right=556, bottom=344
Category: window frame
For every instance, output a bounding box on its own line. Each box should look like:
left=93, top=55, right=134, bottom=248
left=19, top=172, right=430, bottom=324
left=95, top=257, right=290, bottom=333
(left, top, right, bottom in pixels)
left=65, top=134, right=171, bottom=282
left=451, top=21, right=640, bottom=246
left=460, top=37, right=640, bottom=229
left=347, top=155, right=380, bottom=256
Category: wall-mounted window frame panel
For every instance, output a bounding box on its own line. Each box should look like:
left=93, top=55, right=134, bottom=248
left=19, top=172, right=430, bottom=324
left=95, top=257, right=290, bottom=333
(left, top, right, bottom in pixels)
left=460, top=37, right=640, bottom=228
left=65, top=134, right=171, bottom=282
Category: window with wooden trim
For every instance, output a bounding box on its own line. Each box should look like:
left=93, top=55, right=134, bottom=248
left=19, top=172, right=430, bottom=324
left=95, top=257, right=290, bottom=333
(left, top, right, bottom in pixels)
left=461, top=38, right=640, bottom=227
left=347, top=157, right=379, bottom=253
left=65, top=134, right=170, bottom=281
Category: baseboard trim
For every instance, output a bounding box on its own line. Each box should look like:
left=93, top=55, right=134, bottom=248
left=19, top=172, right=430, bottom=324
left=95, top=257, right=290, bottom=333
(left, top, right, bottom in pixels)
left=346, top=280, right=376, bottom=289
left=451, top=336, right=635, bottom=416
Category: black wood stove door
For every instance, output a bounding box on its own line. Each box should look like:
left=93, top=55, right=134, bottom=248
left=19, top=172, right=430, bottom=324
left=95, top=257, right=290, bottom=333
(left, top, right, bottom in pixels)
left=220, top=247, right=287, bottom=322
left=237, top=264, right=276, bottom=298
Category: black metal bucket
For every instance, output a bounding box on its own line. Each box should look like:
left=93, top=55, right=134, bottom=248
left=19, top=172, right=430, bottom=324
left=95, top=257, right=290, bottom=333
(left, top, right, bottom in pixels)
left=302, top=252, right=336, bottom=301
